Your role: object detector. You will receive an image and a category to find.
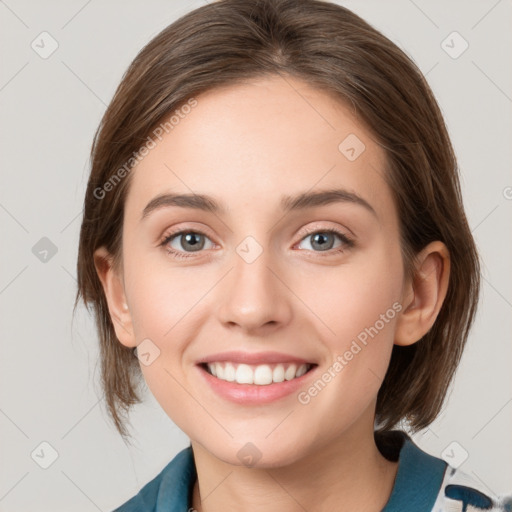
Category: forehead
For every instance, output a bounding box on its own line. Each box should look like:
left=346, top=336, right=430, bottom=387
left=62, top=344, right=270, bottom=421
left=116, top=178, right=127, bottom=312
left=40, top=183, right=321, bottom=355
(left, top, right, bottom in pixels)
left=125, top=75, right=394, bottom=223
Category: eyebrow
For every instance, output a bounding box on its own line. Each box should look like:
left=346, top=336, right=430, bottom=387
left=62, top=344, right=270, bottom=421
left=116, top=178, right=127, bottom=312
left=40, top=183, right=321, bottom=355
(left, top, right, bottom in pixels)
left=140, top=188, right=377, bottom=221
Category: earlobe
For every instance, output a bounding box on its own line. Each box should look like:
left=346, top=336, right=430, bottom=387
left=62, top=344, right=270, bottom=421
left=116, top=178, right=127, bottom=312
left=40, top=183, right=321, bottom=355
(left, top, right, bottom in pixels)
left=394, top=241, right=450, bottom=346
left=93, top=247, right=137, bottom=348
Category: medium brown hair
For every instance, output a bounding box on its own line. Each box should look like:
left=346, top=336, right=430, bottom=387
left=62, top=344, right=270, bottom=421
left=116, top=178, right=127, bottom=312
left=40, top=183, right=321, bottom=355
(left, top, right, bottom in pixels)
left=74, top=0, right=480, bottom=440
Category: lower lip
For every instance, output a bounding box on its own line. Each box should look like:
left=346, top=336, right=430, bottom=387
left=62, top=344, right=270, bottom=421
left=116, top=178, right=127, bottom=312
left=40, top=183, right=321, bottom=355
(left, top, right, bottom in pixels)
left=197, top=365, right=316, bottom=404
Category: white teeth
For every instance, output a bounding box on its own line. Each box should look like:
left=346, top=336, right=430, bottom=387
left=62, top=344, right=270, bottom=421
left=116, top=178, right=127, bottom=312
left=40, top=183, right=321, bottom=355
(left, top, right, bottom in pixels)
left=254, top=365, right=273, bottom=385
left=236, top=364, right=253, bottom=384
left=224, top=362, right=236, bottom=382
left=205, top=362, right=311, bottom=385
left=285, top=364, right=297, bottom=381
left=296, top=364, right=308, bottom=378
left=272, top=365, right=285, bottom=383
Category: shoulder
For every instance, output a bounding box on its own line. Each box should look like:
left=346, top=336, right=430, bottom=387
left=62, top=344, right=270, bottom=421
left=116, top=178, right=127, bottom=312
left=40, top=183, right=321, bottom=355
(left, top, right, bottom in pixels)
left=378, top=430, right=512, bottom=512
left=112, top=446, right=196, bottom=512
left=432, top=465, right=512, bottom=512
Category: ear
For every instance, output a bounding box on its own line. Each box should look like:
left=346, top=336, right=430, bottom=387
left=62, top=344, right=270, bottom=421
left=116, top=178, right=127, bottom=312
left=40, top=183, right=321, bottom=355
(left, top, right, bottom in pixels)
left=394, top=241, right=450, bottom=346
left=93, top=246, right=137, bottom=348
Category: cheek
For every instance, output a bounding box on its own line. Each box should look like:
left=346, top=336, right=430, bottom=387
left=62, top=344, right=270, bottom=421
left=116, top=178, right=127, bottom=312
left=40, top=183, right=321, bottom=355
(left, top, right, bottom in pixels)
left=123, top=256, right=214, bottom=403
left=124, top=259, right=205, bottom=423
left=297, top=245, right=403, bottom=402
left=125, top=250, right=210, bottom=341
left=292, top=272, right=401, bottom=431
left=300, top=249, right=403, bottom=346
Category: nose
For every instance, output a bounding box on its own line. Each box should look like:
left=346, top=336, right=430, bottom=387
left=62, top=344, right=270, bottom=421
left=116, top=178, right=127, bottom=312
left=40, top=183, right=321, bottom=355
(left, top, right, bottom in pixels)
left=216, top=243, right=293, bottom=334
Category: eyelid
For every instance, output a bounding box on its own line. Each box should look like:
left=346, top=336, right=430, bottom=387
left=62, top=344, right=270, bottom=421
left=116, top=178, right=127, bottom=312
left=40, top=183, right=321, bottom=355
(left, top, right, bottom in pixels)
left=160, top=221, right=355, bottom=260
left=159, top=221, right=353, bottom=245
left=159, top=223, right=217, bottom=245
left=297, top=221, right=353, bottom=238
left=293, top=225, right=355, bottom=252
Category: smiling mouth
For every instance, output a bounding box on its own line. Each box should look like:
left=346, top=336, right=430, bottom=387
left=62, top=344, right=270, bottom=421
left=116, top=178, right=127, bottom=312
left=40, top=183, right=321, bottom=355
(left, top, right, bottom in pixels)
left=200, top=362, right=316, bottom=385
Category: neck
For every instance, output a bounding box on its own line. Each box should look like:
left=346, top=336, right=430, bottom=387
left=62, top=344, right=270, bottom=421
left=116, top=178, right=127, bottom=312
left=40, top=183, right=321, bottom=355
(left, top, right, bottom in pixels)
left=190, top=422, right=399, bottom=512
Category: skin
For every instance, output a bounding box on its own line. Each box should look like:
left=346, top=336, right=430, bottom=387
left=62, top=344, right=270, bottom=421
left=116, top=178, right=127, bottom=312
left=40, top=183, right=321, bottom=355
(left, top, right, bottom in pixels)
left=95, top=74, right=450, bottom=511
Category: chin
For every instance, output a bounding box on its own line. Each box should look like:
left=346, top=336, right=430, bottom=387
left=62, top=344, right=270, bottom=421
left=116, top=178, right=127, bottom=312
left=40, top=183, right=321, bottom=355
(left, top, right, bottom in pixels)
left=197, top=434, right=311, bottom=469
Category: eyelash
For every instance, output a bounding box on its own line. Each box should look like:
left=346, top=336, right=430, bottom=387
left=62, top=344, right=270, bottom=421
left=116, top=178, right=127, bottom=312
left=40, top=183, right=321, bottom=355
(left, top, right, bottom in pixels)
left=160, top=226, right=355, bottom=260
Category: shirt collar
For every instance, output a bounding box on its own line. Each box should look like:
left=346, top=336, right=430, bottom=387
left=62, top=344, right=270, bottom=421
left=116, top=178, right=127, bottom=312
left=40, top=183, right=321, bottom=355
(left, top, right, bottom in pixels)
left=155, top=445, right=196, bottom=512
left=154, top=431, right=447, bottom=511
left=380, top=430, right=448, bottom=511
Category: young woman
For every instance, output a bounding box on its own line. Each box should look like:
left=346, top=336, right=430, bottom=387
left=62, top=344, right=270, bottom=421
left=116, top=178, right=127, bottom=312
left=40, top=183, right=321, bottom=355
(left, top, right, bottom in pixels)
left=75, top=0, right=511, bottom=510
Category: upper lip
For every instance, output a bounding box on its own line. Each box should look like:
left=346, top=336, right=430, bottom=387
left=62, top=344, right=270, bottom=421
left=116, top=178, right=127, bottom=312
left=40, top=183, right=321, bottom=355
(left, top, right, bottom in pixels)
left=197, top=351, right=315, bottom=365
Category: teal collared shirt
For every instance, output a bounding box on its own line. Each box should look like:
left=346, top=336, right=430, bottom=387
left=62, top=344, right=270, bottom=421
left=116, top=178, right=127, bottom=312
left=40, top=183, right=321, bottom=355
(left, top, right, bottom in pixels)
left=113, top=431, right=510, bottom=512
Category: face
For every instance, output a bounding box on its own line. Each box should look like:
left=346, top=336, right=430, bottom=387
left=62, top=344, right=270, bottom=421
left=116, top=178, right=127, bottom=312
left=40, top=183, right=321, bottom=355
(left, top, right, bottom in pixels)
left=116, top=75, right=407, bottom=466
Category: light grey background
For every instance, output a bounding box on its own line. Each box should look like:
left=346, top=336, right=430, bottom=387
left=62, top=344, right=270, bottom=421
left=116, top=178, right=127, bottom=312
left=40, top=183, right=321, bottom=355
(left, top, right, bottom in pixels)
left=0, top=0, right=511, bottom=510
